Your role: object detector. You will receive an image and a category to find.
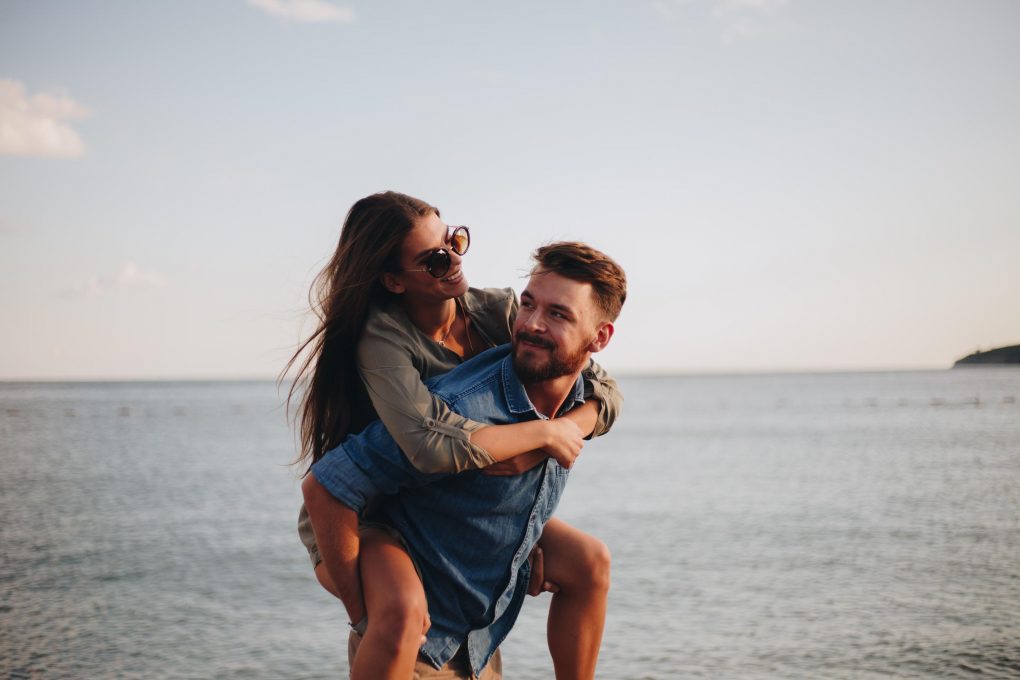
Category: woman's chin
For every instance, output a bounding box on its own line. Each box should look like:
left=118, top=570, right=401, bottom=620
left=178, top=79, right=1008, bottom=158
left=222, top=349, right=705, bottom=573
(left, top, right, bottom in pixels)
left=444, top=272, right=469, bottom=297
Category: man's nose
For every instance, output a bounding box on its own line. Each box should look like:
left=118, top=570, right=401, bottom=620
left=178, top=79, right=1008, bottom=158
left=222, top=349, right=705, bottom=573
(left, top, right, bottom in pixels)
left=523, top=310, right=546, bottom=334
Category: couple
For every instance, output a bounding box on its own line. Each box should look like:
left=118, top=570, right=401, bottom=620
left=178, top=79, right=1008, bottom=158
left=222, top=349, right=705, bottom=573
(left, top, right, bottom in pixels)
left=290, top=191, right=627, bottom=679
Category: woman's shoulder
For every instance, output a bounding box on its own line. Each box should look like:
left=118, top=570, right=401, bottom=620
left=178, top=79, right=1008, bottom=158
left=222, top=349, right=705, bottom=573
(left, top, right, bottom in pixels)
left=363, top=297, right=410, bottom=332
left=463, top=286, right=516, bottom=346
left=359, top=299, right=419, bottom=356
left=463, top=286, right=517, bottom=315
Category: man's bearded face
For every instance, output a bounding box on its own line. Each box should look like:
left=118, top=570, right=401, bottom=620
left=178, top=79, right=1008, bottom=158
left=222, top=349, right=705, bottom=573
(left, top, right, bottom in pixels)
left=513, top=329, right=591, bottom=383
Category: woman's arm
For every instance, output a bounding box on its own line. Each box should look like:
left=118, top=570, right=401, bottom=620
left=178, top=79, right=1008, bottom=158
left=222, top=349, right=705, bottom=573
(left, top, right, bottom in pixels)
left=471, top=416, right=585, bottom=468
left=482, top=399, right=600, bottom=476
left=358, top=324, right=584, bottom=473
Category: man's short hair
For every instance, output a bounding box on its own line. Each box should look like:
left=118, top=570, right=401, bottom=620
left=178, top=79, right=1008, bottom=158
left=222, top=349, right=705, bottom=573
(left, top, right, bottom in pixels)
left=531, top=242, right=627, bottom=322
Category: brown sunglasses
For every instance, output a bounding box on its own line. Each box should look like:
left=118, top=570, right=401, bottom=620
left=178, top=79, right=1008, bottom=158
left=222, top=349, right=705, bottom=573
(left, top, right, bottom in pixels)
left=403, top=226, right=471, bottom=278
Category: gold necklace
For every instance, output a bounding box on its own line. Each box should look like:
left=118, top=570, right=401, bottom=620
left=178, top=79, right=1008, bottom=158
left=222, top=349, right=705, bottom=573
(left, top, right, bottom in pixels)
left=437, top=303, right=458, bottom=347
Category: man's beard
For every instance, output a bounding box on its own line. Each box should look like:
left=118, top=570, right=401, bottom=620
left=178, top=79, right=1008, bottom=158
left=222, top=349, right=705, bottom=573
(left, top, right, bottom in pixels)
left=513, top=331, right=590, bottom=383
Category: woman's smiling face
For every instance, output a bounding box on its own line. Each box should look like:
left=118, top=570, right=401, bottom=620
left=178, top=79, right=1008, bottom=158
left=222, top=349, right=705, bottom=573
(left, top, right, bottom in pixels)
left=388, top=212, right=470, bottom=302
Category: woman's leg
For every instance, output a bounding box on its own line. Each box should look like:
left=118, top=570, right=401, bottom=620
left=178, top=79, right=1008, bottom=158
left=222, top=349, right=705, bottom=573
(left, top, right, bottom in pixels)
left=535, top=517, right=611, bottom=680
left=350, top=527, right=430, bottom=680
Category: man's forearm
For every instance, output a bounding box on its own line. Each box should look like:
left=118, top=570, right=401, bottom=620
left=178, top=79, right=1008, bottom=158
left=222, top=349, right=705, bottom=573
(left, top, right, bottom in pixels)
left=302, top=474, right=366, bottom=624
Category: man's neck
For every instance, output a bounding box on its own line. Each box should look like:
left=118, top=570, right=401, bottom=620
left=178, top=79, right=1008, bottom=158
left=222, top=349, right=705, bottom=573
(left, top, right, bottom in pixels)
left=523, top=372, right=581, bottom=419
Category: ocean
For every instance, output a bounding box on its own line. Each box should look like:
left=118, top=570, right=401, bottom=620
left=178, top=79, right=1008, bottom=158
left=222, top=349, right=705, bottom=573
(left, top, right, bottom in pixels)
left=1, top=369, right=1018, bottom=679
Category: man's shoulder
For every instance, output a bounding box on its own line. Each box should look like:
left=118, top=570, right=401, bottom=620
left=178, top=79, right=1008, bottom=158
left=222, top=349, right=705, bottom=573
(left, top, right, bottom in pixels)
left=427, top=344, right=511, bottom=402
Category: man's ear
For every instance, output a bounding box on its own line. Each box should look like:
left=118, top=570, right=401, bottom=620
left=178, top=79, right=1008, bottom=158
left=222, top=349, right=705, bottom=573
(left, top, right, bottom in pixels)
left=381, top=272, right=405, bottom=295
left=586, top=322, right=614, bottom=354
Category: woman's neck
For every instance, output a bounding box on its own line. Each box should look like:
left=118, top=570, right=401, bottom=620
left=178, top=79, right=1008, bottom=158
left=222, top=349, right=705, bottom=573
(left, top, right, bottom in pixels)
left=402, top=296, right=457, bottom=340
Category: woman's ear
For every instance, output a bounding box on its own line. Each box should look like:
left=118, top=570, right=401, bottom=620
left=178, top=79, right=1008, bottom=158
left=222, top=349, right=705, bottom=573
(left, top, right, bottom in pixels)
left=381, top=272, right=405, bottom=295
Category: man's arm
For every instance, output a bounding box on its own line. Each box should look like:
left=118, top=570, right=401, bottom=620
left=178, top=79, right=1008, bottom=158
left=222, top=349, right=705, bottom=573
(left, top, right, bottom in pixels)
left=302, top=474, right=366, bottom=625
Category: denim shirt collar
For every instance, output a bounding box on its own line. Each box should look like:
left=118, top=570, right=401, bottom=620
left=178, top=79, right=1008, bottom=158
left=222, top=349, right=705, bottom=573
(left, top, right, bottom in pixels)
left=499, top=353, right=587, bottom=419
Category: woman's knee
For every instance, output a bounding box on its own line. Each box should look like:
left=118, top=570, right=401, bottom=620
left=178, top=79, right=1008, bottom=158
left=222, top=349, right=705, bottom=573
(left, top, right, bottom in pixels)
left=369, top=582, right=428, bottom=638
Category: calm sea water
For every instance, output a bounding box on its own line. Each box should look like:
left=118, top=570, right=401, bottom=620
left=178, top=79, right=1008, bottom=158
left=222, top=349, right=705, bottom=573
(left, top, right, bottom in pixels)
left=1, top=369, right=1018, bottom=679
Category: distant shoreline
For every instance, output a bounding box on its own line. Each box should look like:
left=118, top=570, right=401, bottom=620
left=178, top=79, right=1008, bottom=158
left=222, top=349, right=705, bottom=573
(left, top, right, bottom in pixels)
left=953, top=344, right=1020, bottom=367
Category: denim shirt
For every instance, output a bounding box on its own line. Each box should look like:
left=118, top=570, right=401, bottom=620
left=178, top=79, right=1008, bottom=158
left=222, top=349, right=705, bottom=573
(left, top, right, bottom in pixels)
left=311, top=344, right=584, bottom=676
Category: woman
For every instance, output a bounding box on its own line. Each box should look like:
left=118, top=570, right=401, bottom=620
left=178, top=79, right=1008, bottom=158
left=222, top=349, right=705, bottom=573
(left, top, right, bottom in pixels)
left=288, top=191, right=619, bottom=679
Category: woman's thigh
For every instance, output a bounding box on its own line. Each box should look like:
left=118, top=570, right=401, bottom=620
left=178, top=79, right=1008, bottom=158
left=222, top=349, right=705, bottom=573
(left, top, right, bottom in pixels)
left=359, top=527, right=428, bottom=624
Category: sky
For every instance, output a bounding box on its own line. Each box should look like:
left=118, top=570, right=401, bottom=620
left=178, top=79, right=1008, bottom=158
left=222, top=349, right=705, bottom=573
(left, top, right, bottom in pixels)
left=1, top=0, right=1018, bottom=380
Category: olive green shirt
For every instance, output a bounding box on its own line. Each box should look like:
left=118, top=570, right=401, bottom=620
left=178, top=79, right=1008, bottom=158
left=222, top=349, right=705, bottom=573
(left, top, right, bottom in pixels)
left=298, top=286, right=621, bottom=566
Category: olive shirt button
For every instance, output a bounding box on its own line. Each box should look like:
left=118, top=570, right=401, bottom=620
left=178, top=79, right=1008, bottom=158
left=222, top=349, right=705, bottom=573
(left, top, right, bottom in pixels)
left=425, top=418, right=437, bottom=427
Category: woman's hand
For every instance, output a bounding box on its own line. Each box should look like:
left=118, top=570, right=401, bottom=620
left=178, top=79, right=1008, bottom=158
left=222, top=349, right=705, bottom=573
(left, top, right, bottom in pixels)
left=542, top=417, right=585, bottom=469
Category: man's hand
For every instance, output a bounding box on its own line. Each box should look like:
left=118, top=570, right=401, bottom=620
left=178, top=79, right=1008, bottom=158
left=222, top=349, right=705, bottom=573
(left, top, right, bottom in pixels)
left=526, top=545, right=561, bottom=596
left=482, top=450, right=548, bottom=476
left=542, top=417, right=585, bottom=469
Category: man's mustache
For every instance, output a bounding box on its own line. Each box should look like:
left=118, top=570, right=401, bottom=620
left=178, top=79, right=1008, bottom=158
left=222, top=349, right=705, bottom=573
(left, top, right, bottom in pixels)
left=515, top=332, right=555, bottom=350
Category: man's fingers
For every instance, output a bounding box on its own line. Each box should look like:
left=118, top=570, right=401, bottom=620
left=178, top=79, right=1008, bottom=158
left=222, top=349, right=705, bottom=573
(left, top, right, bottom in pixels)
left=528, top=547, right=544, bottom=596
left=419, top=613, right=431, bottom=646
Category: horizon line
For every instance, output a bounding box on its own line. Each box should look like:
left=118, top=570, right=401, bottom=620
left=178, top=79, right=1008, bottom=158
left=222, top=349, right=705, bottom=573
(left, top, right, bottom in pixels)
left=4, top=364, right=1005, bottom=384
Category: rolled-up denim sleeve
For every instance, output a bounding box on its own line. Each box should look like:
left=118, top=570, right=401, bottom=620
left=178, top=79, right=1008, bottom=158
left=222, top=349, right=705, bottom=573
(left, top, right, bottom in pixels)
left=310, top=422, right=445, bottom=514
left=311, top=446, right=382, bottom=515
left=582, top=358, right=623, bottom=439
left=357, top=329, right=495, bottom=474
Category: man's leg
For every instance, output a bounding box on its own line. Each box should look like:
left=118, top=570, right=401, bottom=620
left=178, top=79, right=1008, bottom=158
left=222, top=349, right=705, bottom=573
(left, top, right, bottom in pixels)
left=351, top=528, right=430, bottom=680
left=536, top=518, right=611, bottom=680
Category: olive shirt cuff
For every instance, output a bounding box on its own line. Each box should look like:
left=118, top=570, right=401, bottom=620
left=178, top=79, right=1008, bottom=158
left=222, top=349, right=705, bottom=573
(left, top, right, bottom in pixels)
left=581, top=367, right=612, bottom=439
left=411, top=415, right=495, bottom=471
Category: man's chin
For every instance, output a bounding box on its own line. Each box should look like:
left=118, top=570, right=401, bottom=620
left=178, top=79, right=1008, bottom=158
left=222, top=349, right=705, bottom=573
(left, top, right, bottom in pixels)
left=513, top=353, right=581, bottom=384
left=514, top=360, right=550, bottom=384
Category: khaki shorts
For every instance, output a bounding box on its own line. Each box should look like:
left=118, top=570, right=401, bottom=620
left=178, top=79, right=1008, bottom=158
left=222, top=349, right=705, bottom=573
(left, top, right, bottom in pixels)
left=347, top=630, right=502, bottom=680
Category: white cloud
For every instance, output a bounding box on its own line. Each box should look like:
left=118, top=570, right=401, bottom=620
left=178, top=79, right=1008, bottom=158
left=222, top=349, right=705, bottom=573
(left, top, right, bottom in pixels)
left=248, top=0, right=355, bottom=23
left=714, top=0, right=790, bottom=40
left=650, top=0, right=692, bottom=19
left=70, top=263, right=167, bottom=297
left=650, top=0, right=791, bottom=40
left=716, top=0, right=788, bottom=10
left=0, top=79, right=89, bottom=158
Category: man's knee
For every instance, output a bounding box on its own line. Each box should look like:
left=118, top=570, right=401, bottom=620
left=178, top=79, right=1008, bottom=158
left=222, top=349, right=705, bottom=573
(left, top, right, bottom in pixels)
left=589, top=539, right=612, bottom=592
left=573, top=536, right=611, bottom=594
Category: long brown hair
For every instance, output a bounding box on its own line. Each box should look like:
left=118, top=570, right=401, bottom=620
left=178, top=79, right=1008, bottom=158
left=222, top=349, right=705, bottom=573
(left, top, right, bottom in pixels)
left=283, top=191, right=439, bottom=473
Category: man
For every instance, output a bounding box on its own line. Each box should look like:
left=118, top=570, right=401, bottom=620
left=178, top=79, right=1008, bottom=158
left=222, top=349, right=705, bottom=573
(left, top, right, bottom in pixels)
left=303, top=242, right=627, bottom=679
